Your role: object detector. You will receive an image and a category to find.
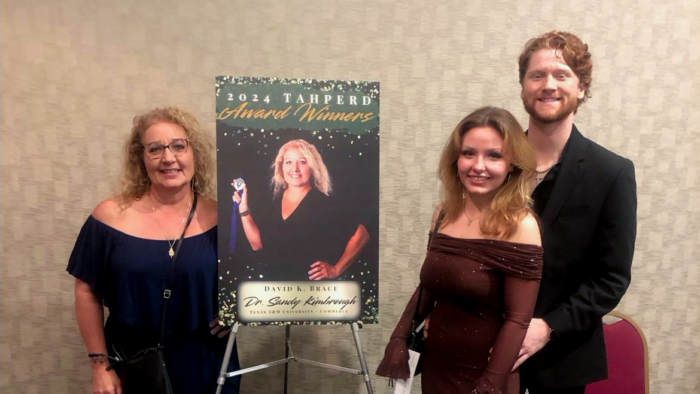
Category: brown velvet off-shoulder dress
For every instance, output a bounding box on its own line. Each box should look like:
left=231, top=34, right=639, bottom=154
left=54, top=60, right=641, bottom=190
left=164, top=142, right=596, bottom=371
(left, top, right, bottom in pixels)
left=377, top=233, right=543, bottom=394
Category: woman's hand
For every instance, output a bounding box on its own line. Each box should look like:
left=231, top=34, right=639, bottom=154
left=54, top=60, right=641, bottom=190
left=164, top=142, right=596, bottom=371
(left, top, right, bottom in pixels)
left=232, top=185, right=263, bottom=250
left=231, top=182, right=249, bottom=213
left=92, top=364, right=121, bottom=394
left=75, top=278, right=120, bottom=393
left=319, top=225, right=369, bottom=280
left=308, top=260, right=339, bottom=280
left=209, top=317, right=231, bottom=339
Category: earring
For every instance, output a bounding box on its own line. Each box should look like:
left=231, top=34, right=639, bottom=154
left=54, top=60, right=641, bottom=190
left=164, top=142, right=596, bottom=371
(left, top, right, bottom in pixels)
left=462, top=190, right=466, bottom=200
left=191, top=174, right=199, bottom=192
left=506, top=172, right=512, bottom=183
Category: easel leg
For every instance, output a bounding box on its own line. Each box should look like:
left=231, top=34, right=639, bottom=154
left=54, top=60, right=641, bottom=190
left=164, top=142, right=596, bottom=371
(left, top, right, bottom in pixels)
left=216, top=323, right=372, bottom=392
left=215, top=322, right=239, bottom=394
left=351, top=322, right=374, bottom=394
left=284, top=325, right=291, bottom=394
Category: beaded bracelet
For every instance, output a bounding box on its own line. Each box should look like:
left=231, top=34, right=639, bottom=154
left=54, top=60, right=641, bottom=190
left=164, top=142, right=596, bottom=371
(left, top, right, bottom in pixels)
left=88, top=353, right=109, bottom=365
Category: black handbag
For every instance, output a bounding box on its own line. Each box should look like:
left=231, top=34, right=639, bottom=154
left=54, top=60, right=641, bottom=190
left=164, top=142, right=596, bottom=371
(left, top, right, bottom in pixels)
left=108, top=193, right=198, bottom=394
left=109, top=347, right=171, bottom=394
left=407, top=293, right=427, bottom=376
left=406, top=210, right=445, bottom=376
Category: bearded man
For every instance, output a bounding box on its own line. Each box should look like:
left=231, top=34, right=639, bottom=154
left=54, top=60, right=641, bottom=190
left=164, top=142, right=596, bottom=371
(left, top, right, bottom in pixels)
left=514, top=31, right=638, bottom=394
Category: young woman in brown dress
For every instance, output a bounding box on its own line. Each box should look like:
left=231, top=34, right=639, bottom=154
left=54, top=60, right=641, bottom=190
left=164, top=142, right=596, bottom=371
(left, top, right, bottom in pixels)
left=376, top=107, right=543, bottom=394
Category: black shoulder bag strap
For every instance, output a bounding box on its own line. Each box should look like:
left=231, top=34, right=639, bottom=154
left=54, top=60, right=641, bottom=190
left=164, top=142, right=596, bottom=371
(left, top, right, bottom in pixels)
left=157, top=192, right=198, bottom=348
left=411, top=210, right=446, bottom=330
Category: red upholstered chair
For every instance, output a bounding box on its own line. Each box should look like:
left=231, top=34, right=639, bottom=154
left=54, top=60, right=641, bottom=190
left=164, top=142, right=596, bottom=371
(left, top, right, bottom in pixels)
left=586, top=311, right=649, bottom=394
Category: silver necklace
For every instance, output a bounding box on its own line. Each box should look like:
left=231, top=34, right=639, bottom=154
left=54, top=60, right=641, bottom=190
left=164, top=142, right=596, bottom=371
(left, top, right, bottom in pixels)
left=152, top=200, right=192, bottom=258
left=465, top=213, right=480, bottom=226
left=535, top=163, right=557, bottom=184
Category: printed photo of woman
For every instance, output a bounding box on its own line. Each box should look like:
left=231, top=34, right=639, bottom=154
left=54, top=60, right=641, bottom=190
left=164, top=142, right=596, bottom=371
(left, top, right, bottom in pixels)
left=231, top=139, right=370, bottom=281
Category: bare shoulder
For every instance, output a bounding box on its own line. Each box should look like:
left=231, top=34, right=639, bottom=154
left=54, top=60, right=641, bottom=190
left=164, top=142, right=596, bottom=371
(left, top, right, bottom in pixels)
left=198, top=195, right=218, bottom=215
left=91, top=197, right=125, bottom=226
left=431, top=203, right=444, bottom=231
left=197, top=195, right=219, bottom=228
left=509, top=212, right=542, bottom=246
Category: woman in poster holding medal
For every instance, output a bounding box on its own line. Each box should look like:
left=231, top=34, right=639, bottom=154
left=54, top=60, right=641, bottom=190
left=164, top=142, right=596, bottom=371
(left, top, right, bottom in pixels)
left=376, top=107, right=543, bottom=394
left=67, top=108, right=240, bottom=394
left=232, top=139, right=370, bottom=281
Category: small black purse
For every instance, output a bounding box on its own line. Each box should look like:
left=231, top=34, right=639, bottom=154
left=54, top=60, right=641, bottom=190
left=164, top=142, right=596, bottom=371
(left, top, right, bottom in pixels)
left=109, top=347, right=172, bottom=394
left=407, top=292, right=427, bottom=376
left=406, top=210, right=445, bottom=376
left=108, top=193, right=198, bottom=394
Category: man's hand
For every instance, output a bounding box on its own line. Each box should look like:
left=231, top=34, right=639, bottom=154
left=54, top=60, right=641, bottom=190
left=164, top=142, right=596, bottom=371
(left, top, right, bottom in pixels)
left=512, top=318, right=551, bottom=371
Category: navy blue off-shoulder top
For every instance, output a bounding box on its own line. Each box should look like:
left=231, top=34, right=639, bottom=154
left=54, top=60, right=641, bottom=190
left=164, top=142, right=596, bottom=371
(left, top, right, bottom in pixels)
left=67, top=216, right=219, bottom=333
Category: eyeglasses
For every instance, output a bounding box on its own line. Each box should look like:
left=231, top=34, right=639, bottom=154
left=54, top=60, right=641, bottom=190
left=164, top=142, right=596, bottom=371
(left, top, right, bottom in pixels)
left=142, top=139, right=190, bottom=159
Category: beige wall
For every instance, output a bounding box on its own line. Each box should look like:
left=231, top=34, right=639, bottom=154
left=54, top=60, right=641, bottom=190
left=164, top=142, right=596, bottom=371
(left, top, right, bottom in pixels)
left=2, top=0, right=699, bottom=393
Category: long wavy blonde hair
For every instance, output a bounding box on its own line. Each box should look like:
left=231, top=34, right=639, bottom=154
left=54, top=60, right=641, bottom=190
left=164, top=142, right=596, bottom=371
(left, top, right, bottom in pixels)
left=270, top=139, right=332, bottom=199
left=118, top=107, right=214, bottom=204
left=438, top=107, right=537, bottom=238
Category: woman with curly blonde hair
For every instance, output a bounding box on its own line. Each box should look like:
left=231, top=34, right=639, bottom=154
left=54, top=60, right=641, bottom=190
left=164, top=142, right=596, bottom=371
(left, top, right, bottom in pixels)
left=68, top=107, right=240, bottom=394
left=377, top=107, right=543, bottom=394
left=119, top=107, right=215, bottom=202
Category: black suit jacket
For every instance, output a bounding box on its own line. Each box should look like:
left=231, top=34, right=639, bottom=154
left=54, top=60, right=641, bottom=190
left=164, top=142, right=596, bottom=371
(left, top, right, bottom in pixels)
left=521, top=126, right=637, bottom=388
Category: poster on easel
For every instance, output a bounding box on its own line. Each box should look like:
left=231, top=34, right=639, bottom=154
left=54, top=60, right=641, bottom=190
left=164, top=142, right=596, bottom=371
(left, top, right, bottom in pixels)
left=216, top=76, right=379, bottom=326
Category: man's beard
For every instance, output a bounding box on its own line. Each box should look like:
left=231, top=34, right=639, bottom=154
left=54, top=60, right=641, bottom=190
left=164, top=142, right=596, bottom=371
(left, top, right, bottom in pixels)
left=524, top=98, right=579, bottom=124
